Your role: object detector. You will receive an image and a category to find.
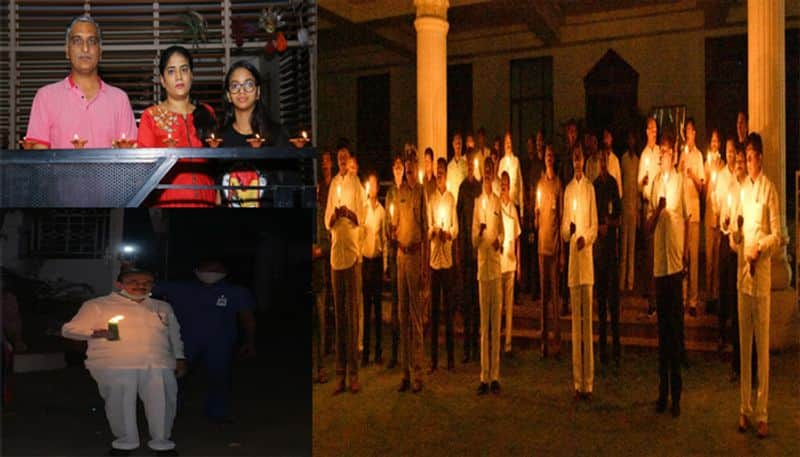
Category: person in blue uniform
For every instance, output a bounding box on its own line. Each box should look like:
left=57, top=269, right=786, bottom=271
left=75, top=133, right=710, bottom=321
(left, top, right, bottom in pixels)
left=153, top=260, right=256, bottom=423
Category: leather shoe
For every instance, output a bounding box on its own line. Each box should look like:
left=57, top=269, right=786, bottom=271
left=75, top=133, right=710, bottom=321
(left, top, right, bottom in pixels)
left=332, top=379, right=347, bottom=395
left=349, top=379, right=361, bottom=393
left=655, top=398, right=667, bottom=413
left=477, top=383, right=489, bottom=395
left=387, top=359, right=397, bottom=369
left=398, top=378, right=410, bottom=393
left=490, top=380, right=501, bottom=394
left=737, top=415, right=749, bottom=432
left=756, top=421, right=768, bottom=438
left=671, top=402, right=680, bottom=417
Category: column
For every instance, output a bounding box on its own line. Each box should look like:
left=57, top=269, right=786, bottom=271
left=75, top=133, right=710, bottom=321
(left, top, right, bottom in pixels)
left=414, top=0, right=449, bottom=165
left=748, top=0, right=786, bottom=226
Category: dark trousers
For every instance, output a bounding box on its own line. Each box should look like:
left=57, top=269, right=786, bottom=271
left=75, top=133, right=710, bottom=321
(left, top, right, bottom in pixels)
left=560, top=241, right=571, bottom=311
left=388, top=251, right=400, bottom=363
left=362, top=257, right=383, bottom=361
left=181, top=339, right=234, bottom=420
left=539, top=254, right=561, bottom=354
left=522, top=229, right=539, bottom=298
left=461, top=257, right=479, bottom=360
left=656, top=273, right=683, bottom=404
left=332, top=266, right=359, bottom=379
left=719, top=234, right=740, bottom=372
left=596, top=248, right=621, bottom=365
left=430, top=267, right=454, bottom=367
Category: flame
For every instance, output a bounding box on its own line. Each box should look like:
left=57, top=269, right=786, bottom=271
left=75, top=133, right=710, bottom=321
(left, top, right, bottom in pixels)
left=389, top=202, right=395, bottom=219
left=108, top=315, right=125, bottom=324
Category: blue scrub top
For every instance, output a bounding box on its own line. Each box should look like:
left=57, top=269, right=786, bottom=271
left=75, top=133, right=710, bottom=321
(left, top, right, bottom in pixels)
left=153, top=281, right=254, bottom=346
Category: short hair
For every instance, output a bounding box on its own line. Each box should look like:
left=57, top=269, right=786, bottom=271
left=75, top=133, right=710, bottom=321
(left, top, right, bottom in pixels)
left=477, top=127, right=486, bottom=136
left=424, top=147, right=434, bottom=159
left=566, top=118, right=578, bottom=128
left=117, top=267, right=154, bottom=282
left=684, top=117, right=696, bottom=132
left=335, top=138, right=351, bottom=152
left=738, top=111, right=748, bottom=122
left=500, top=170, right=510, bottom=181
left=66, top=14, right=102, bottom=44
left=436, top=157, right=447, bottom=169
left=661, top=131, right=675, bottom=149
left=745, top=132, right=763, bottom=155
left=392, top=153, right=404, bottom=166
left=483, top=156, right=494, bottom=172
left=452, top=130, right=462, bottom=139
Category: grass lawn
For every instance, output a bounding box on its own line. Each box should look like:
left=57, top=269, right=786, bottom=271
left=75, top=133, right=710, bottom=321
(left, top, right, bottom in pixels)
left=313, top=343, right=799, bottom=456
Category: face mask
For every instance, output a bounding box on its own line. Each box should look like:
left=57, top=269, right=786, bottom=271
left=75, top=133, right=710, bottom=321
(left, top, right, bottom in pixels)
left=118, top=289, right=151, bottom=301
left=196, top=271, right=226, bottom=284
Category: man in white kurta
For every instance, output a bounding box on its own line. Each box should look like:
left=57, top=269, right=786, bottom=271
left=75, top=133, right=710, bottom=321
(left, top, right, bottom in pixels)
left=561, top=147, right=597, bottom=399
left=325, top=142, right=366, bottom=394
left=730, top=133, right=782, bottom=438
left=447, top=132, right=468, bottom=204
left=679, top=120, right=705, bottom=316
left=473, top=158, right=505, bottom=395
left=497, top=133, right=525, bottom=219
left=703, top=131, right=723, bottom=313
left=62, top=269, right=185, bottom=454
left=620, top=132, right=640, bottom=292
left=499, top=171, right=521, bottom=355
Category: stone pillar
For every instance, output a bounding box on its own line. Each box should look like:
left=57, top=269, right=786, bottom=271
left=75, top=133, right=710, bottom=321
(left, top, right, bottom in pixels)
left=414, top=0, right=449, bottom=165
left=748, top=0, right=786, bottom=222
left=747, top=0, right=797, bottom=349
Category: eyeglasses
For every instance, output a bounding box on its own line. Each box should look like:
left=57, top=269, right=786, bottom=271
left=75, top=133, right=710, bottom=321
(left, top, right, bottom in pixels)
left=228, top=80, right=257, bottom=94
left=69, top=36, right=100, bottom=48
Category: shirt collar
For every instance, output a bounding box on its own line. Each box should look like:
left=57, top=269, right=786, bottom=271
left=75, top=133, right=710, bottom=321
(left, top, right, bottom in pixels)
left=66, top=74, right=105, bottom=93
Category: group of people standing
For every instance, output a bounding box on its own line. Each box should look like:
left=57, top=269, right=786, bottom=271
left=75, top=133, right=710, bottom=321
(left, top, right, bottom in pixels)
left=23, top=14, right=293, bottom=207
left=313, top=111, right=784, bottom=439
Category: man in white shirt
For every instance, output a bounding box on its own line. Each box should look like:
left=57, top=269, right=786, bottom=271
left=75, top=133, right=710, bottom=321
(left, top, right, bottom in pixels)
left=638, top=118, right=661, bottom=315
left=679, top=118, right=705, bottom=317
left=473, top=127, right=492, bottom=181
left=730, top=133, right=783, bottom=439
left=427, top=158, right=459, bottom=372
left=62, top=268, right=186, bottom=456
left=473, top=157, right=505, bottom=395
left=704, top=130, right=724, bottom=315
left=324, top=139, right=366, bottom=394
left=497, top=132, right=525, bottom=219
left=718, top=140, right=742, bottom=376
left=646, top=133, right=689, bottom=418
left=561, top=146, right=598, bottom=400
left=447, top=131, right=468, bottom=203
left=499, top=171, right=521, bottom=356
left=620, top=130, right=640, bottom=292
left=361, top=173, right=386, bottom=366
left=384, top=155, right=404, bottom=369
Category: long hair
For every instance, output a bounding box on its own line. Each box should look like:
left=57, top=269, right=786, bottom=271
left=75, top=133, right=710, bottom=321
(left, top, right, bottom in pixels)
left=221, top=60, right=282, bottom=143
left=159, top=45, right=217, bottom=141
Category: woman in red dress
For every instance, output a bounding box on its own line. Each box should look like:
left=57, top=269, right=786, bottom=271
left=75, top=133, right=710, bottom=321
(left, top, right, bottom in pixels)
left=138, top=45, right=218, bottom=207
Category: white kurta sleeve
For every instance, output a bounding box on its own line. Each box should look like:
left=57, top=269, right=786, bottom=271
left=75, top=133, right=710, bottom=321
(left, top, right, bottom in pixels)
left=62, top=301, right=100, bottom=341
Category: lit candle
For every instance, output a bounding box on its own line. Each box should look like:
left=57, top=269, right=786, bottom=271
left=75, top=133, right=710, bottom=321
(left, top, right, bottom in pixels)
left=301, top=130, right=309, bottom=140
left=365, top=181, right=370, bottom=197
left=418, top=169, right=424, bottom=185
left=255, top=133, right=261, bottom=140
left=121, top=132, right=127, bottom=140
left=438, top=204, right=447, bottom=230
left=536, top=187, right=541, bottom=210
left=336, top=184, right=342, bottom=205
left=73, top=133, right=79, bottom=141
left=474, top=158, right=479, bottom=177
left=711, top=170, right=717, bottom=184
left=482, top=196, right=487, bottom=224
left=211, top=132, right=215, bottom=140
left=107, top=315, right=124, bottom=341
left=572, top=198, right=576, bottom=223
left=389, top=202, right=395, bottom=220
left=168, top=132, right=172, bottom=139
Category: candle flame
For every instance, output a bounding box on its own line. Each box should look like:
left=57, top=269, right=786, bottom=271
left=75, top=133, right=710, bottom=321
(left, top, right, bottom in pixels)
left=365, top=181, right=370, bottom=196
left=73, top=133, right=79, bottom=140
left=121, top=132, right=126, bottom=140
left=474, top=158, right=479, bottom=172
left=482, top=196, right=487, bottom=211
left=389, top=202, right=395, bottom=218
left=301, top=130, right=308, bottom=140
left=255, top=133, right=261, bottom=139
left=572, top=198, right=576, bottom=213
left=536, top=188, right=541, bottom=207
left=108, top=315, right=125, bottom=324
left=727, top=193, right=732, bottom=209
left=336, top=184, right=342, bottom=199
left=211, top=132, right=215, bottom=139
left=418, top=170, right=424, bottom=184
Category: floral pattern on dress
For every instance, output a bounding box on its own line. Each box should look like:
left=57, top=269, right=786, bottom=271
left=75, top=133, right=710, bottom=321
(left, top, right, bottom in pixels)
left=148, top=105, right=179, bottom=135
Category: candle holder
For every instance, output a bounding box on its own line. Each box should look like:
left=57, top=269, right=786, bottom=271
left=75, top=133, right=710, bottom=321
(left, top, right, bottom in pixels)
left=113, top=135, right=136, bottom=149
left=163, top=135, right=178, bottom=148
left=18, top=138, right=37, bottom=150
left=205, top=134, right=223, bottom=148
left=71, top=135, right=88, bottom=149
left=246, top=134, right=266, bottom=148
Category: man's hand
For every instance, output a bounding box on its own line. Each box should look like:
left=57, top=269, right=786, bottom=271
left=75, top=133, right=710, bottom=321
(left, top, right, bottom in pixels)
left=175, top=359, right=188, bottom=378
left=737, top=215, right=744, bottom=230
left=239, top=342, right=257, bottom=359
left=569, top=222, right=576, bottom=236
left=723, top=216, right=730, bottom=231
left=479, top=223, right=487, bottom=237
left=577, top=236, right=585, bottom=251
left=91, top=329, right=109, bottom=339
left=438, top=230, right=449, bottom=242
left=640, top=174, right=649, bottom=188
left=658, top=196, right=666, bottom=212
left=492, top=238, right=501, bottom=251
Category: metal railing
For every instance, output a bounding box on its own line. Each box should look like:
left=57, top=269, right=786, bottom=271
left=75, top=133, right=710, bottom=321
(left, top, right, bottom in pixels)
left=0, top=146, right=317, bottom=207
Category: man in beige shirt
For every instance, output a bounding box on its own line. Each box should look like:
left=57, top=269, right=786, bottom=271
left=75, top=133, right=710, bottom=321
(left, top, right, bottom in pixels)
left=535, top=144, right=563, bottom=358
left=679, top=118, right=705, bottom=317
left=390, top=155, right=428, bottom=393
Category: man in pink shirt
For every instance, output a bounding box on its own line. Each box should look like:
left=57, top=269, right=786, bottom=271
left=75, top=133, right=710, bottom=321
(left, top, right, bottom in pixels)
left=25, top=15, right=137, bottom=149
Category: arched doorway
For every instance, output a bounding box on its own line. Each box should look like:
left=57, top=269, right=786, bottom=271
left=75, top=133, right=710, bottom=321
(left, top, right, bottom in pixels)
left=584, top=49, right=639, bottom=152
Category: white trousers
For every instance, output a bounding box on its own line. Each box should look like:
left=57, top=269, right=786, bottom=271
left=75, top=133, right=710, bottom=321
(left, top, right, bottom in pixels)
left=502, top=272, right=515, bottom=352
left=479, top=278, right=502, bottom=383
left=90, top=367, right=177, bottom=451
left=570, top=285, right=594, bottom=393
left=738, top=292, right=770, bottom=423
